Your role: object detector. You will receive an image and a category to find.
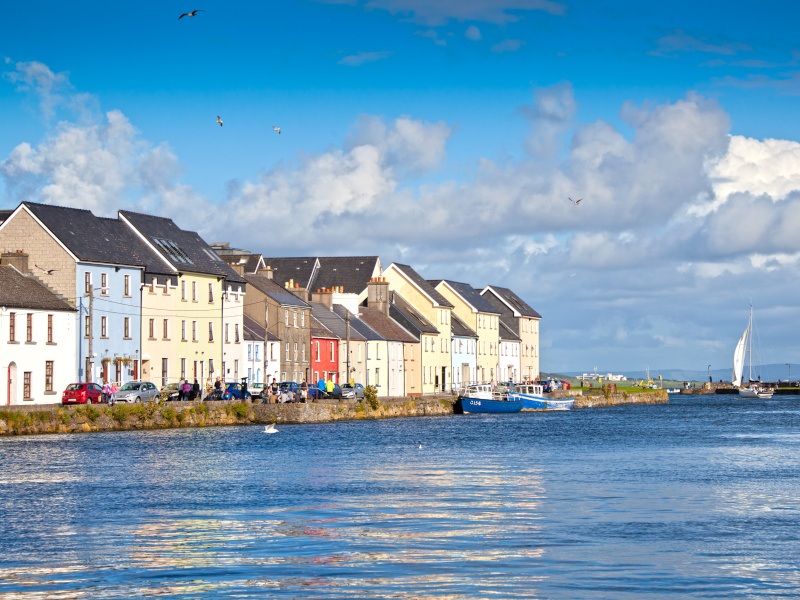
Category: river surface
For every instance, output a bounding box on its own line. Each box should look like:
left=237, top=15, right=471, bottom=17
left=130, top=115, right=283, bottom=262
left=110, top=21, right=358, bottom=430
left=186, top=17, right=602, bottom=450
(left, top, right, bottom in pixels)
left=2, top=394, right=800, bottom=598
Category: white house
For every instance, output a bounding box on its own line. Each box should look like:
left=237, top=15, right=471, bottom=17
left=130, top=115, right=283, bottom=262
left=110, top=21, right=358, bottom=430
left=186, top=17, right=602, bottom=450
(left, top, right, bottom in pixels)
left=0, top=261, right=77, bottom=405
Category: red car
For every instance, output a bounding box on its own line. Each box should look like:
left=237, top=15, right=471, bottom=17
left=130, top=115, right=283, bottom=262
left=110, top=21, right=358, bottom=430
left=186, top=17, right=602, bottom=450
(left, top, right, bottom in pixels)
left=62, top=382, right=104, bottom=404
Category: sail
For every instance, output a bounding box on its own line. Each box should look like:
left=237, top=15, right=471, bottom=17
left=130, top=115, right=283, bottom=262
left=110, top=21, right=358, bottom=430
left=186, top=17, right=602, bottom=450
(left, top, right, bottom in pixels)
left=732, top=327, right=748, bottom=388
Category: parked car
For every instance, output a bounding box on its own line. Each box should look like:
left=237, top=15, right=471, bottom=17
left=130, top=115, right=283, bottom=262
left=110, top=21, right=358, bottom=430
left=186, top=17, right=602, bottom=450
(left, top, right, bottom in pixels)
left=249, top=382, right=266, bottom=400
left=341, top=383, right=365, bottom=399
left=222, top=382, right=252, bottom=401
left=279, top=381, right=300, bottom=394
left=160, top=383, right=180, bottom=401
left=535, top=380, right=552, bottom=393
left=111, top=381, right=160, bottom=403
left=308, top=383, right=343, bottom=400
left=62, top=382, right=104, bottom=405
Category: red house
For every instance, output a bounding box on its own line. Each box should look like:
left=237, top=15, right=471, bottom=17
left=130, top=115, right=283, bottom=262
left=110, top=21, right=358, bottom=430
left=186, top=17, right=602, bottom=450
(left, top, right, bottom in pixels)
left=310, top=314, right=339, bottom=384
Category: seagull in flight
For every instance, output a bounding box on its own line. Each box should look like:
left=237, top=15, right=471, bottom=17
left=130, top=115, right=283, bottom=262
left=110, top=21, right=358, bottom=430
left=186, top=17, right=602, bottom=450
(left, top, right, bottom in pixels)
left=272, top=126, right=281, bottom=135
left=35, top=264, right=59, bottom=275
left=216, top=115, right=223, bottom=127
left=179, top=9, right=205, bottom=19
left=569, top=197, right=582, bottom=205
left=264, top=423, right=278, bottom=434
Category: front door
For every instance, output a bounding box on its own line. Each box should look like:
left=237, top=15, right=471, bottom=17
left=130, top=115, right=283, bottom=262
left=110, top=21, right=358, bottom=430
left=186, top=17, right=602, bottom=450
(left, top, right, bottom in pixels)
left=7, top=362, right=17, bottom=405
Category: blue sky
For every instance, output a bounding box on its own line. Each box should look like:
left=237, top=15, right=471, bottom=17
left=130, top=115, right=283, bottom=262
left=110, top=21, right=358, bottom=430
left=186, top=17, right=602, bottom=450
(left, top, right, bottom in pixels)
left=2, top=0, right=800, bottom=374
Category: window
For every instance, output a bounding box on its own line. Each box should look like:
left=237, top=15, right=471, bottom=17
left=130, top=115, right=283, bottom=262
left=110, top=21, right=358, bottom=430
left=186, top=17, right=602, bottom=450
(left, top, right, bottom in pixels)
left=208, top=283, right=214, bottom=303
left=85, top=316, right=91, bottom=338
left=124, top=317, right=131, bottom=339
left=315, top=341, right=320, bottom=362
left=294, top=342, right=298, bottom=360
left=161, top=358, right=169, bottom=387
left=163, top=319, right=169, bottom=340
left=235, top=324, right=240, bottom=343
left=149, top=319, right=155, bottom=339
left=192, top=321, right=197, bottom=341
left=23, top=372, right=31, bottom=399
left=330, top=341, right=335, bottom=359
left=100, top=273, right=108, bottom=295
left=45, top=361, right=54, bottom=392
left=208, top=322, right=214, bottom=342
left=181, top=320, right=187, bottom=341
left=9, top=312, right=15, bottom=342
left=284, top=310, right=289, bottom=326
left=124, top=275, right=131, bottom=297
left=248, top=344, right=253, bottom=360
left=84, top=272, right=91, bottom=294
left=181, top=280, right=187, bottom=301
left=181, top=358, right=186, bottom=379
left=234, top=359, right=239, bottom=379
left=209, top=358, right=215, bottom=375
left=293, top=311, right=297, bottom=328
left=301, top=312, right=305, bottom=327
left=26, top=313, right=32, bottom=342
left=255, top=345, right=260, bottom=360
left=192, top=281, right=197, bottom=302
left=47, top=315, right=53, bottom=343
left=285, top=343, right=289, bottom=360
left=301, top=343, right=305, bottom=362
left=100, top=316, right=108, bottom=338
left=225, top=323, right=229, bottom=343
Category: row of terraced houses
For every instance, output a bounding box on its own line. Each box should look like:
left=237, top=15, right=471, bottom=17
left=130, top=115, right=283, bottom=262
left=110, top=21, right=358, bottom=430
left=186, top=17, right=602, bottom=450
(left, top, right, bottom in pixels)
left=0, top=202, right=541, bottom=405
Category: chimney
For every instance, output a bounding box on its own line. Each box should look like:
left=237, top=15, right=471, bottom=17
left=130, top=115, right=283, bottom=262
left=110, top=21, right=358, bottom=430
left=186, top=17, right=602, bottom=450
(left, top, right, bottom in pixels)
left=1, top=251, right=30, bottom=274
left=264, top=265, right=274, bottom=280
left=312, top=287, right=333, bottom=309
left=288, top=283, right=309, bottom=302
left=367, top=277, right=390, bottom=316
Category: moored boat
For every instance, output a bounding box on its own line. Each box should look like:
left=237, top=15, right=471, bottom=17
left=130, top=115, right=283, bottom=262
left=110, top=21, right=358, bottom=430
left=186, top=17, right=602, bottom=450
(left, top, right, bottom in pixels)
left=732, top=305, right=774, bottom=399
left=508, top=383, right=575, bottom=411
left=455, top=384, right=523, bottom=414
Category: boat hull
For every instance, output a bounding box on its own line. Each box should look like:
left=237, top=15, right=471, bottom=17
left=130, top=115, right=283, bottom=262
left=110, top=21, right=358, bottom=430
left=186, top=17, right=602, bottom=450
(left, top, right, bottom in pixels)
left=455, top=397, right=523, bottom=414
left=738, top=388, right=774, bottom=399
left=509, top=392, right=574, bottom=411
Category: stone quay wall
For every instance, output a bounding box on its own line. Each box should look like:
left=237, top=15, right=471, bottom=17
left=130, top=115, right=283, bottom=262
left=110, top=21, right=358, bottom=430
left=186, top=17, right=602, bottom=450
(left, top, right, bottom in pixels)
left=0, top=391, right=667, bottom=436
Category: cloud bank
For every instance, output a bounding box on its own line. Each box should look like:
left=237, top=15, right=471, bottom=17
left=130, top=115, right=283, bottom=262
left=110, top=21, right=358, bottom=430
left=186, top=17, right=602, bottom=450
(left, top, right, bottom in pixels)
left=3, top=59, right=800, bottom=370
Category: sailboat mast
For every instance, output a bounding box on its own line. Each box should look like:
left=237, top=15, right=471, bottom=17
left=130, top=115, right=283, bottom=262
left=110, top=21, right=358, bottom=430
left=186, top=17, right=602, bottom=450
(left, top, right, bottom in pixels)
left=748, top=304, right=753, bottom=382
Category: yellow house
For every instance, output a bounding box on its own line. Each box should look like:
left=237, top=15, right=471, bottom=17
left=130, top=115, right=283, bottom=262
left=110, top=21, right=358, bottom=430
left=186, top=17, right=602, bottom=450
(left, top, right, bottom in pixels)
left=434, top=280, right=501, bottom=385
left=480, top=285, right=542, bottom=382
left=382, top=263, right=453, bottom=394
left=119, top=211, right=245, bottom=390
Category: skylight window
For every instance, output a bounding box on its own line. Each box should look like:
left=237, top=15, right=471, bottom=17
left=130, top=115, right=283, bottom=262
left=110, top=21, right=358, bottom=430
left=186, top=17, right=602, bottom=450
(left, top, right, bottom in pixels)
left=153, top=237, right=193, bottom=265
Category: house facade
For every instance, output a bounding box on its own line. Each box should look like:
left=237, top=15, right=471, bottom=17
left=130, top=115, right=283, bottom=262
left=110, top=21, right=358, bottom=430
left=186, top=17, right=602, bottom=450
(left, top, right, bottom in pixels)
left=450, top=313, right=478, bottom=389
left=0, top=262, right=77, bottom=405
left=383, top=263, right=453, bottom=394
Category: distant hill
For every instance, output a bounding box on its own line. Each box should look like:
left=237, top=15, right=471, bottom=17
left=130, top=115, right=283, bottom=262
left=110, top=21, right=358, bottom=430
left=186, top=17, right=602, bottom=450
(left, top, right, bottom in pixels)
left=556, top=363, right=798, bottom=383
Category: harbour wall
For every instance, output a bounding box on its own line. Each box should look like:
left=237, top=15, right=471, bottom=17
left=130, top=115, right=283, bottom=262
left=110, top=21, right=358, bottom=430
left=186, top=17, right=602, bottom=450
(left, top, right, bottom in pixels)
left=0, top=391, right=667, bottom=436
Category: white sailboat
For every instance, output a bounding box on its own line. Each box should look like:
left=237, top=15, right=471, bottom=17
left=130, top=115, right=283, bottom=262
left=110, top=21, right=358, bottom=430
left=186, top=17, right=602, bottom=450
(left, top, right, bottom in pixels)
left=733, top=305, right=773, bottom=399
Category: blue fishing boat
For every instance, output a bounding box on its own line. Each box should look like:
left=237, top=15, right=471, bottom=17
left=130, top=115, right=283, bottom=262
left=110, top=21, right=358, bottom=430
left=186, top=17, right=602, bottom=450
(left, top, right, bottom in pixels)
left=508, top=383, right=575, bottom=411
left=455, top=384, right=523, bottom=414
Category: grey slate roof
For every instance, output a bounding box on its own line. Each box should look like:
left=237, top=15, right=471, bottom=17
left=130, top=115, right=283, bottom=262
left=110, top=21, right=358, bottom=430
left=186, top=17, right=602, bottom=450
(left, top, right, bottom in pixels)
left=244, top=274, right=310, bottom=308
left=481, top=285, right=542, bottom=319
left=311, top=315, right=336, bottom=339
left=260, top=257, right=318, bottom=290
left=119, top=210, right=245, bottom=282
left=243, top=314, right=266, bottom=342
left=433, top=279, right=500, bottom=314
left=390, top=263, right=453, bottom=308
left=0, top=210, right=12, bottom=226
left=499, top=319, right=521, bottom=341
left=332, top=304, right=382, bottom=341
left=308, top=301, right=366, bottom=341
left=0, top=265, right=75, bottom=312
left=451, top=313, right=478, bottom=338
left=357, top=307, right=418, bottom=343
left=389, top=292, right=436, bottom=337
left=21, top=202, right=156, bottom=269
left=260, top=256, right=379, bottom=295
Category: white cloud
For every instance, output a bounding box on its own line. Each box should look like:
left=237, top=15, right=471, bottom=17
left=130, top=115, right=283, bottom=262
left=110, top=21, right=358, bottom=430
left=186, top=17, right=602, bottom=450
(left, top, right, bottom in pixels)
left=338, top=51, right=392, bottom=66
left=464, top=25, right=482, bottom=41
left=361, top=0, right=565, bottom=25
left=491, top=39, right=524, bottom=53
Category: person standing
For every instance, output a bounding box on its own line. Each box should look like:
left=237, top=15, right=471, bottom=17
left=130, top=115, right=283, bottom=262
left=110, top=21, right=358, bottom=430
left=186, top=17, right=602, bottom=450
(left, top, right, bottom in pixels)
left=326, top=377, right=334, bottom=396
left=192, top=378, right=200, bottom=401
left=269, top=378, right=280, bottom=403
left=300, top=379, right=308, bottom=402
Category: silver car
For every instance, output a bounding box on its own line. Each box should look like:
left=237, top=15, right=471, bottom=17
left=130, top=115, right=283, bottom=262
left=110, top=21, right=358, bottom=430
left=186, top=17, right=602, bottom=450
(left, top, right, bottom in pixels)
left=111, top=381, right=160, bottom=403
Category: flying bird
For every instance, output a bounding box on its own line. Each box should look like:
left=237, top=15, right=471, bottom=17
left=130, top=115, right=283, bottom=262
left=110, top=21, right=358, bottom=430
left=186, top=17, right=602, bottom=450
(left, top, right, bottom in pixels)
left=264, top=423, right=278, bottom=434
left=179, top=9, right=205, bottom=19
left=569, top=197, right=582, bottom=205
left=272, top=126, right=281, bottom=134
left=216, top=115, right=223, bottom=127
left=35, top=264, right=59, bottom=275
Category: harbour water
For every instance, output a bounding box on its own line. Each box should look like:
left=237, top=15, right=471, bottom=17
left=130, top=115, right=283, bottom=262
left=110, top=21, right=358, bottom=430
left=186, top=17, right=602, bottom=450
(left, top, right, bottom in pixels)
left=2, top=394, right=800, bottom=598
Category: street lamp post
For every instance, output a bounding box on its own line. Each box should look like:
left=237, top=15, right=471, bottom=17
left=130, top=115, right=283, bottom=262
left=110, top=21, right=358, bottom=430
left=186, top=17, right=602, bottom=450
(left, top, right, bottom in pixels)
left=708, top=364, right=711, bottom=384
left=787, top=363, right=791, bottom=383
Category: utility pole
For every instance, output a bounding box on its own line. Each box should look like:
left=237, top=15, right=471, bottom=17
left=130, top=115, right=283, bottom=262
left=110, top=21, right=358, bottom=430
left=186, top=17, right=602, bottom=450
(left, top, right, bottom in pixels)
left=86, top=283, right=94, bottom=383
left=345, top=311, right=351, bottom=385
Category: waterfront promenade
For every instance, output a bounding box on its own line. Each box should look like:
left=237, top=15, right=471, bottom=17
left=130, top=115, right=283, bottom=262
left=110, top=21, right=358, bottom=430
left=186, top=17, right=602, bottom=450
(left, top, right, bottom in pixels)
left=0, top=390, right=667, bottom=436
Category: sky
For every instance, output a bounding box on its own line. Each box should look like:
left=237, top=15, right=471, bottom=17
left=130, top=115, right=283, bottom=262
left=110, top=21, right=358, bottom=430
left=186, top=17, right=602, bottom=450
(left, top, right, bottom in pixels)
left=2, top=0, right=800, bottom=375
